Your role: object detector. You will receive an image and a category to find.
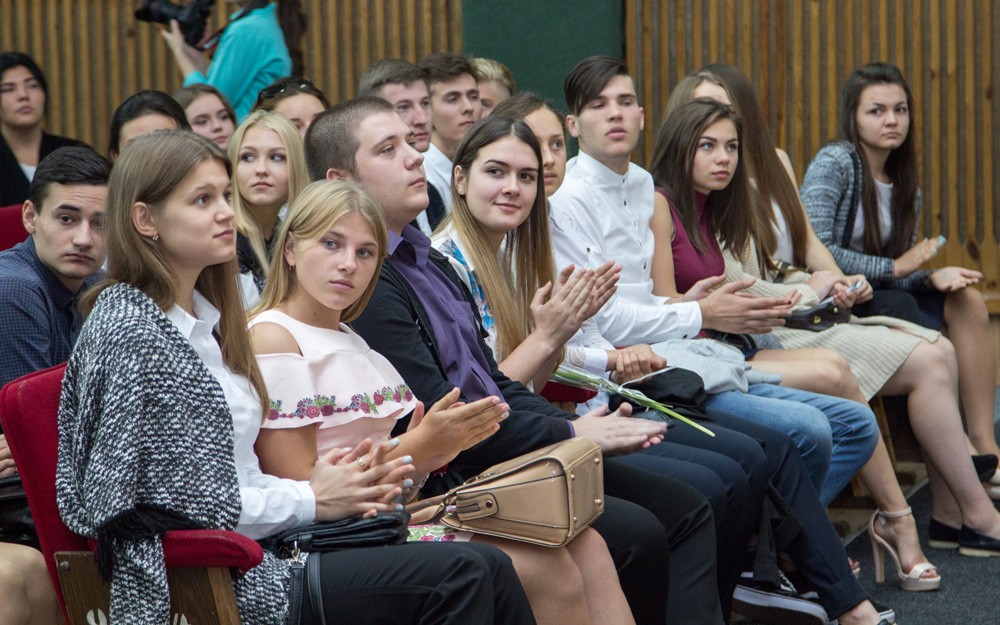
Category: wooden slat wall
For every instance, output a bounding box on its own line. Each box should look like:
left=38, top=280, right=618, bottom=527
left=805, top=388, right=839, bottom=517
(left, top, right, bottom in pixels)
left=627, top=0, right=1000, bottom=307
left=0, top=0, right=461, bottom=152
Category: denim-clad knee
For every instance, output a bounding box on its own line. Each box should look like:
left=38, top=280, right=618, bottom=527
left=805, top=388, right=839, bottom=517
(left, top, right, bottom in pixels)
left=705, top=383, right=878, bottom=505
left=705, top=386, right=833, bottom=496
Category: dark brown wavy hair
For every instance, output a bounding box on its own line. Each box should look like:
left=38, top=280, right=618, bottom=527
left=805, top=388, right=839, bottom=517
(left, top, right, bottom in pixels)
left=839, top=62, right=917, bottom=257
left=650, top=98, right=757, bottom=266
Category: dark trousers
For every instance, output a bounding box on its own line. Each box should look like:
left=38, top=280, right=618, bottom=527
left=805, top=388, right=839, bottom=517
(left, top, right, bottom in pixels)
left=853, top=287, right=945, bottom=329
left=303, top=541, right=537, bottom=624
left=601, top=458, right=723, bottom=625
left=696, top=410, right=868, bottom=619
left=621, top=415, right=768, bottom=617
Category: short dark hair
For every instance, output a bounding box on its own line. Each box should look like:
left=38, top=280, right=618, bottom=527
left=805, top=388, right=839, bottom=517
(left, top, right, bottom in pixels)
left=492, top=92, right=566, bottom=135
left=0, top=51, right=47, bottom=94
left=108, top=90, right=190, bottom=157
left=28, top=146, right=112, bottom=211
left=418, top=53, right=479, bottom=91
left=304, top=97, right=396, bottom=181
left=563, top=56, right=630, bottom=115
left=252, top=76, right=330, bottom=113
left=358, top=59, right=426, bottom=97
left=1, top=52, right=48, bottom=114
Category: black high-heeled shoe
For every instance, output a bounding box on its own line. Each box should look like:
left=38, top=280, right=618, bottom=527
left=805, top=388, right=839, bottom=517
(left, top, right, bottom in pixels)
left=958, top=525, right=1000, bottom=557
left=972, top=453, right=999, bottom=482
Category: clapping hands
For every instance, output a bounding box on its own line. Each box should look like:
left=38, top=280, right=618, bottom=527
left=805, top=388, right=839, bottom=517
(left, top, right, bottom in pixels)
left=309, top=438, right=415, bottom=521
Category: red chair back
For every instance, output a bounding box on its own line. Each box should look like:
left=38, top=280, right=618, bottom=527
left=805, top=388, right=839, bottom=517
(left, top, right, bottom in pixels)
left=540, top=381, right=598, bottom=404
left=0, top=203, right=28, bottom=251
left=1, top=363, right=265, bottom=624
left=0, top=364, right=80, bottom=617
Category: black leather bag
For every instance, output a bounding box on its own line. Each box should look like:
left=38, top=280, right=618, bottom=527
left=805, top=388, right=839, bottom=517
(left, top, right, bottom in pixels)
left=785, top=299, right=851, bottom=332
left=263, top=508, right=409, bottom=557
left=0, top=475, right=37, bottom=548
left=608, top=367, right=708, bottom=415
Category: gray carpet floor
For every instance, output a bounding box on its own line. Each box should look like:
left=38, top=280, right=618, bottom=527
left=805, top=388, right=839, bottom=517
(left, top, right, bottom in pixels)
left=842, top=485, right=1000, bottom=625
left=742, top=406, right=1000, bottom=625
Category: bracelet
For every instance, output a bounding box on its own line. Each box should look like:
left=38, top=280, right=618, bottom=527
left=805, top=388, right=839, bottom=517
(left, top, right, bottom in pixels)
left=403, top=473, right=430, bottom=500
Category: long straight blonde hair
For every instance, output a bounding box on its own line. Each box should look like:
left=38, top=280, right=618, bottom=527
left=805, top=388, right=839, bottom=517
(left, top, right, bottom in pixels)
left=251, top=180, right=388, bottom=324
left=84, top=129, right=268, bottom=415
left=228, top=110, right=310, bottom=269
left=445, top=116, right=554, bottom=361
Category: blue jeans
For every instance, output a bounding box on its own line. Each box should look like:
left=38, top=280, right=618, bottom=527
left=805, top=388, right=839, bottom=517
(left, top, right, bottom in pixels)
left=704, top=383, right=878, bottom=505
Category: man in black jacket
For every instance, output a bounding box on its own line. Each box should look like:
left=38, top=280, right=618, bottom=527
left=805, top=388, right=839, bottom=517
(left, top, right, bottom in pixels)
left=304, top=96, right=724, bottom=625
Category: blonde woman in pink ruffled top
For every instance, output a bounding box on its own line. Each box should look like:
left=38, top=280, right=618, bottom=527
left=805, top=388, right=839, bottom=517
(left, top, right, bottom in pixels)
left=248, top=179, right=635, bottom=625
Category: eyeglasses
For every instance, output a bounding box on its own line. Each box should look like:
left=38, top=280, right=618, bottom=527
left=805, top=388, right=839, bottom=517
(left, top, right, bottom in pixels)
left=255, top=78, right=326, bottom=107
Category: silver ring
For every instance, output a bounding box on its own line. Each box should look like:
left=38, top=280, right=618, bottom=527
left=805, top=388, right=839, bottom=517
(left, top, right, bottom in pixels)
left=357, top=457, right=367, bottom=469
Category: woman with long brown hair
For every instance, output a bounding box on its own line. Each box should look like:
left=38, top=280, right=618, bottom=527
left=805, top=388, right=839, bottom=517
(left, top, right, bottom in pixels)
left=800, top=62, right=1000, bottom=477
left=661, top=73, right=1000, bottom=585
left=56, top=129, right=536, bottom=624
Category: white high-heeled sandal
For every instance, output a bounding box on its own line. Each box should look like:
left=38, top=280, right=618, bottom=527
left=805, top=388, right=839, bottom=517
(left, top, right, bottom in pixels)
left=868, top=507, right=941, bottom=592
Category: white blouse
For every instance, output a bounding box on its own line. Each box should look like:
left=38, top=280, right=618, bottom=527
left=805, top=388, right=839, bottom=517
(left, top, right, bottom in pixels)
left=849, top=179, right=894, bottom=253
left=165, top=291, right=315, bottom=539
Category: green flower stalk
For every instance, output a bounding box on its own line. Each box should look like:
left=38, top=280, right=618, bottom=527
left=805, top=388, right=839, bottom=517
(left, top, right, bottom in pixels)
left=551, top=365, right=715, bottom=437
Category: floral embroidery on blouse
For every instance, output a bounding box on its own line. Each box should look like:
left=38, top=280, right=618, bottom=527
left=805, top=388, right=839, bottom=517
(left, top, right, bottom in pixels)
left=267, top=384, right=412, bottom=420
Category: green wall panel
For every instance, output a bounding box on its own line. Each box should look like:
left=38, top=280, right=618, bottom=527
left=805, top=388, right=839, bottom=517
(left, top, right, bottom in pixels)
left=462, top=0, right=625, bottom=115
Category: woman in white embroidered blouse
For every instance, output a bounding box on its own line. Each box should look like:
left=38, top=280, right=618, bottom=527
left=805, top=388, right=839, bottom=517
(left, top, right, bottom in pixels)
left=249, top=179, right=636, bottom=625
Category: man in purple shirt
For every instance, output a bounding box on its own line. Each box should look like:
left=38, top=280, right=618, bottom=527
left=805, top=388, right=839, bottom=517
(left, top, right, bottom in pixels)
left=304, top=96, right=726, bottom=625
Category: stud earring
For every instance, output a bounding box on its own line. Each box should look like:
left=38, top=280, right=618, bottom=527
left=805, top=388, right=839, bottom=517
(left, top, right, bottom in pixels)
left=152, top=233, right=159, bottom=241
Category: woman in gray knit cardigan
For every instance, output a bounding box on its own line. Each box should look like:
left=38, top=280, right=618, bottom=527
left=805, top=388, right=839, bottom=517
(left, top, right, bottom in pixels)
left=800, top=62, right=1000, bottom=487
left=56, top=129, right=536, bottom=625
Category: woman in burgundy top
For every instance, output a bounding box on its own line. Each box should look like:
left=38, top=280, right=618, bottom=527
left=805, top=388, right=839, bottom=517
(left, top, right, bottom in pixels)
left=647, top=98, right=872, bottom=407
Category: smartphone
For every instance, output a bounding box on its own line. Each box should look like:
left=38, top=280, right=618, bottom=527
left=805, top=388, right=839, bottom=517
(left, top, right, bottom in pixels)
left=818, top=279, right=863, bottom=307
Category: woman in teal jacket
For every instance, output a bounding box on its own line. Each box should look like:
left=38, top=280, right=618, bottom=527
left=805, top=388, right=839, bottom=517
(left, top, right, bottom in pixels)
left=161, top=0, right=307, bottom=121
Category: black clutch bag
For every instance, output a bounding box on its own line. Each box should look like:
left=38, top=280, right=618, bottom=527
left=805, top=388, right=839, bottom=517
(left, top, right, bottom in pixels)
left=607, top=367, right=707, bottom=414
left=785, top=298, right=851, bottom=332
left=263, top=508, right=410, bottom=557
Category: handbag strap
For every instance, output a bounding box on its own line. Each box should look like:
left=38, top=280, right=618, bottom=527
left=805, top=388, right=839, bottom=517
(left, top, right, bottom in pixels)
left=405, top=494, right=449, bottom=519
left=286, top=559, right=305, bottom=625
left=307, top=554, right=327, bottom=625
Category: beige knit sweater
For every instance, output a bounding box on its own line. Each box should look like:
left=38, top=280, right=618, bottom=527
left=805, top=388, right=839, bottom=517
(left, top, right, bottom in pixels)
left=723, top=242, right=939, bottom=400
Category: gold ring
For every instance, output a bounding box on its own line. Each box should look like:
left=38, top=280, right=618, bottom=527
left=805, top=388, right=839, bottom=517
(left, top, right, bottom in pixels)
left=357, top=457, right=367, bottom=469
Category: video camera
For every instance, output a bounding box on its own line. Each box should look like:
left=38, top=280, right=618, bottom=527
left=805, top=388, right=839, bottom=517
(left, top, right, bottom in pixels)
left=135, top=0, right=214, bottom=48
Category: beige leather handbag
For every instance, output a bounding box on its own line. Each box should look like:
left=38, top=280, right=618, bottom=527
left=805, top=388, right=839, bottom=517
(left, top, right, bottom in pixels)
left=411, top=437, right=605, bottom=547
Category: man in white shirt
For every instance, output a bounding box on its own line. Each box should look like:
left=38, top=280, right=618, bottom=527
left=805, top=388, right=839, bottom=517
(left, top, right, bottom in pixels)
left=550, top=59, right=790, bottom=344
left=549, top=56, right=885, bottom=625
left=417, top=53, right=482, bottom=213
